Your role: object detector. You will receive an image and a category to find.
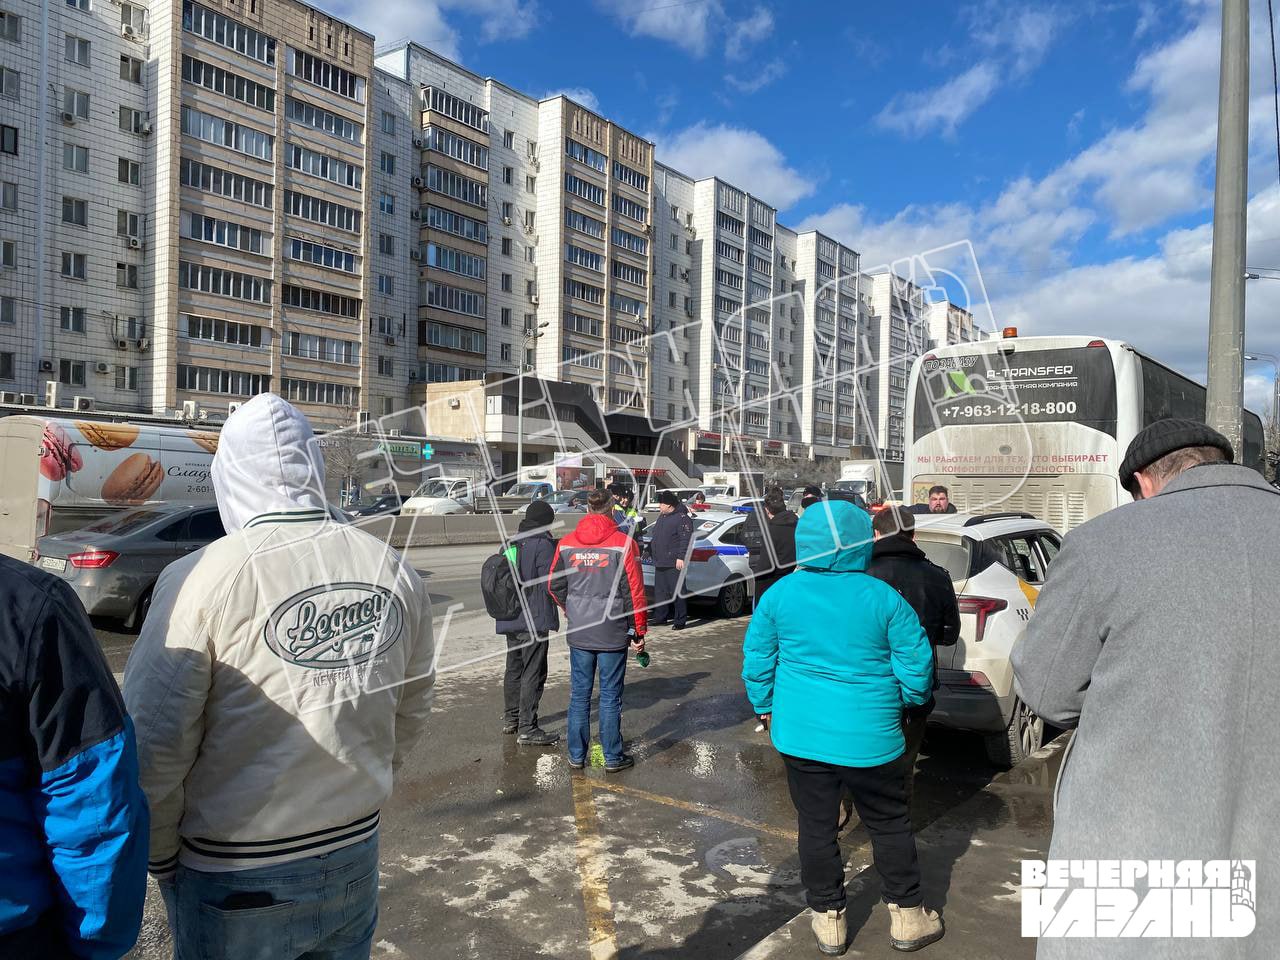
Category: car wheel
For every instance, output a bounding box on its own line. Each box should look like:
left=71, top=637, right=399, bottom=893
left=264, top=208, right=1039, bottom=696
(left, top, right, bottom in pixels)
left=984, top=696, right=1044, bottom=769
left=715, top=577, right=748, bottom=618
left=125, top=585, right=155, bottom=633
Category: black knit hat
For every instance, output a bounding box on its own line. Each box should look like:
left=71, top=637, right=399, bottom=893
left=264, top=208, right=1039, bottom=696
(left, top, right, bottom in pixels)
left=1118, top=418, right=1234, bottom=494
left=656, top=490, right=680, bottom=507
left=801, top=484, right=824, bottom=502
left=525, top=499, right=556, bottom=527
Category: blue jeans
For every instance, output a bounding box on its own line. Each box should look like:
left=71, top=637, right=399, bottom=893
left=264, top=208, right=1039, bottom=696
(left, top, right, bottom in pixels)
left=159, top=834, right=379, bottom=960
left=567, top=647, right=628, bottom=764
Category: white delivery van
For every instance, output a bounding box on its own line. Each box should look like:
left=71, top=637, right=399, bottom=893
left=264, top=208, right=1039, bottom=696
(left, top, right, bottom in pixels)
left=0, top=416, right=220, bottom=562
left=399, top=475, right=491, bottom=516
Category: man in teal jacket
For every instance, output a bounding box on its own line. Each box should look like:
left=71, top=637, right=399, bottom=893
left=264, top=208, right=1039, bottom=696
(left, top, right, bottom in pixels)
left=742, top=500, right=942, bottom=956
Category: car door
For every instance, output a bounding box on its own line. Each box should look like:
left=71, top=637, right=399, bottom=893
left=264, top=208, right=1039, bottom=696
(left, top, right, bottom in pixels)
left=185, top=508, right=226, bottom=550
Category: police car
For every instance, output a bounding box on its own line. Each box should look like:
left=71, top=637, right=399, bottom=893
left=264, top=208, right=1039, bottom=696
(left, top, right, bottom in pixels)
left=639, top=508, right=754, bottom=617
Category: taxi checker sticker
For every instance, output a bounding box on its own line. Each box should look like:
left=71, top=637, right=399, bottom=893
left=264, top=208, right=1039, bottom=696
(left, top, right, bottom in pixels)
left=265, top=582, right=405, bottom=668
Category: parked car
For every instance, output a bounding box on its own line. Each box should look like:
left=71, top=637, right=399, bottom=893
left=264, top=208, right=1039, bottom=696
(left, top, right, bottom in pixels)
left=910, top=511, right=1063, bottom=768
left=34, top=504, right=227, bottom=629
left=346, top=493, right=403, bottom=519
left=638, top=509, right=752, bottom=618
left=516, top=489, right=591, bottom=514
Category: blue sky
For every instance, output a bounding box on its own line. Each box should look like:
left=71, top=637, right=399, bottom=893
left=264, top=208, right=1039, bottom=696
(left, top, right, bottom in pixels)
left=324, top=0, right=1280, bottom=415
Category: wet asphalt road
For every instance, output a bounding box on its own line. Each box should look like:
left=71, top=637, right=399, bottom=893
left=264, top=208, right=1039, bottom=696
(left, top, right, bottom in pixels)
left=99, top=544, right=1010, bottom=959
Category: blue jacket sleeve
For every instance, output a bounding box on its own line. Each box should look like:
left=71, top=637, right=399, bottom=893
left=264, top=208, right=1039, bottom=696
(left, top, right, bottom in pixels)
left=741, top=588, right=780, bottom=713
left=26, top=579, right=149, bottom=959
left=885, top=592, right=933, bottom=708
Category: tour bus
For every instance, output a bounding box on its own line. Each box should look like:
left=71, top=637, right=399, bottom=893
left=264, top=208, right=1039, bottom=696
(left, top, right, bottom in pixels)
left=904, top=333, right=1265, bottom=533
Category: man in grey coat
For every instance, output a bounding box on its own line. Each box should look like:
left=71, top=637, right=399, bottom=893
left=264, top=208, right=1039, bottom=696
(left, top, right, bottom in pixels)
left=1012, top=418, right=1279, bottom=957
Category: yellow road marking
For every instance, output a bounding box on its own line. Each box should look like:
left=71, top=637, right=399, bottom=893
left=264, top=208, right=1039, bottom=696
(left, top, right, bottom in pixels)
left=588, top=779, right=799, bottom=842
left=571, top=775, right=620, bottom=960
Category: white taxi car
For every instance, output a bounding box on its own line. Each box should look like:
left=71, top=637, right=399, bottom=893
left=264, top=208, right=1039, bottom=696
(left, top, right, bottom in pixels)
left=911, top=512, right=1062, bottom=768
left=639, top=509, right=754, bottom=618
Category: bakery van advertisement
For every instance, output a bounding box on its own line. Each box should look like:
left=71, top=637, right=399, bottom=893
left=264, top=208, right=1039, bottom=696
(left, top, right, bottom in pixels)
left=0, top=415, right=221, bottom=562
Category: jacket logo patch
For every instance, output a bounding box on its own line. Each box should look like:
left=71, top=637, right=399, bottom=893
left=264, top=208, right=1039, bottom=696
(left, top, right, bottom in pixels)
left=265, top=582, right=405, bottom=668
left=571, top=551, right=611, bottom=568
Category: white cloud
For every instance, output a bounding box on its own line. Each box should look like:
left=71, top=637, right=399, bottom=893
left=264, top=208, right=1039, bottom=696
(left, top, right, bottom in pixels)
left=725, top=7, right=773, bottom=60
left=875, top=63, right=1002, bottom=138
left=657, top=123, right=816, bottom=210
left=543, top=87, right=601, bottom=113
left=595, top=0, right=722, bottom=56
left=725, top=58, right=787, bottom=94
left=322, top=0, right=537, bottom=61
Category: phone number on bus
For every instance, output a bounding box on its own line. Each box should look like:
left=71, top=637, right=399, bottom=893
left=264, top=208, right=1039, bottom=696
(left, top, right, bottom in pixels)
left=941, top=401, right=1079, bottom=419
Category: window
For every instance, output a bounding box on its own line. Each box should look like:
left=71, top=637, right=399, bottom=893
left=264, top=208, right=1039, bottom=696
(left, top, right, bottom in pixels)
left=421, top=86, right=488, bottom=132
left=425, top=205, right=487, bottom=244
left=287, top=143, right=362, bottom=189
left=282, top=284, right=361, bottom=319
left=612, top=260, right=647, bottom=287
left=565, top=244, right=603, bottom=272
left=183, top=1, right=276, bottom=64
left=423, top=280, right=485, bottom=318
left=178, top=261, right=271, bottom=303
left=611, top=194, right=647, bottom=223
left=425, top=243, right=486, bottom=279
left=500, top=273, right=512, bottom=292
left=380, top=151, right=395, bottom=174
left=65, top=35, right=90, bottom=66
left=59, top=359, right=86, bottom=387
left=565, top=208, right=605, bottom=239
left=377, top=275, right=393, bottom=295
left=120, top=2, right=145, bottom=31
left=422, top=125, right=488, bottom=170
left=669, top=291, right=676, bottom=307
left=501, top=237, right=512, bottom=256
left=0, top=297, right=12, bottom=323
left=381, top=111, right=395, bottom=135
left=116, top=366, right=139, bottom=391
left=425, top=321, right=486, bottom=354
left=611, top=227, right=647, bottom=255
left=0, top=66, right=17, bottom=100
left=502, top=166, right=513, bottom=185
left=120, top=55, right=142, bottom=83
left=500, top=308, right=511, bottom=327
left=425, top=165, right=487, bottom=208
left=565, top=138, right=606, bottom=172
left=0, top=352, right=12, bottom=380
left=0, top=241, right=13, bottom=268
left=182, top=56, right=275, bottom=112
left=287, top=49, right=364, bottom=103
left=997, top=536, right=1048, bottom=585
left=286, top=191, right=361, bottom=233
left=288, top=238, right=357, bottom=273
left=717, top=211, right=744, bottom=237
left=1, top=181, right=14, bottom=210
left=280, top=377, right=359, bottom=407
left=181, top=106, right=273, bottom=161
left=378, top=233, right=395, bottom=256
left=562, top=346, right=602, bottom=370
left=285, top=96, right=362, bottom=144
left=61, top=197, right=87, bottom=226
left=182, top=314, right=267, bottom=347
left=181, top=158, right=272, bottom=207
left=282, top=332, right=360, bottom=365
left=378, top=355, right=394, bottom=376
left=526, top=247, right=536, bottom=264
left=525, top=175, right=536, bottom=193
left=612, top=160, right=648, bottom=192
left=184, top=211, right=267, bottom=254
left=178, top=363, right=270, bottom=397
left=119, top=106, right=147, bottom=134
left=499, top=343, right=511, bottom=362
left=503, top=129, right=514, bottom=149
left=379, top=193, right=394, bottom=214
left=1, top=125, right=16, bottom=155
left=563, top=278, right=604, bottom=305
left=61, top=252, right=86, bottom=279
left=565, top=174, right=605, bottom=206
left=60, top=306, right=86, bottom=332
left=501, top=201, right=512, bottom=219
left=60, top=90, right=89, bottom=122
left=612, top=292, right=646, bottom=319
left=116, top=262, right=138, bottom=288
left=669, top=233, right=678, bottom=251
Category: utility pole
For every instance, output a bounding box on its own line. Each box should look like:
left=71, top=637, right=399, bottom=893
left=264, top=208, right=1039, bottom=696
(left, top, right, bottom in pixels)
left=1205, top=0, right=1249, bottom=455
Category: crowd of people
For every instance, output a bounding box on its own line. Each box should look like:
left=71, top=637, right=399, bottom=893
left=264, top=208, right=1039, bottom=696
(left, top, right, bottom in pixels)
left=2, top=395, right=1275, bottom=959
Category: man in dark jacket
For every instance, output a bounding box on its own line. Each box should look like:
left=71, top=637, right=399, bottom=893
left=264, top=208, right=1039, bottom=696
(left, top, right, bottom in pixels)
left=0, top=555, right=149, bottom=957
left=741, top=487, right=799, bottom=603
left=868, top=505, right=960, bottom=813
left=549, top=489, right=648, bottom=772
left=649, top=490, right=695, bottom=629
left=496, top=500, right=561, bottom=746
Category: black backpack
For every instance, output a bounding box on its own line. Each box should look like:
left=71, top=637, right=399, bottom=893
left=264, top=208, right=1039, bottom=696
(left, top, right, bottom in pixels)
left=481, top=542, right=523, bottom=620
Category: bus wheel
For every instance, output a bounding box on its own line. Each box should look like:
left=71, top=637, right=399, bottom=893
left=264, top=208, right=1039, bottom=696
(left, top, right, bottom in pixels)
left=985, top=696, right=1043, bottom=769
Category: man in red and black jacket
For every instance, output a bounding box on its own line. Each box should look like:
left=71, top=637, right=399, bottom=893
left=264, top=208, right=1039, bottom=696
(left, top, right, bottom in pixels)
left=549, top=488, right=648, bottom=772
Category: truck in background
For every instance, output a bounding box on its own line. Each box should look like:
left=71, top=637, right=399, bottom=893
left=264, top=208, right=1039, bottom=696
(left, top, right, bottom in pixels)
left=699, top=471, right=765, bottom=500
left=833, top=459, right=897, bottom=504
left=400, top=475, right=492, bottom=516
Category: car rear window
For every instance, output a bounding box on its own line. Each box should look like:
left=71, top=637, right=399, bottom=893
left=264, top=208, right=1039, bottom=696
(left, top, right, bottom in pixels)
left=915, top=538, right=972, bottom=581
left=76, top=509, right=169, bottom=536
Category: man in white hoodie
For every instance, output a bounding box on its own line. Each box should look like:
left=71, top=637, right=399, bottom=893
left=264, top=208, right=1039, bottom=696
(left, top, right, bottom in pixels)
left=124, top=394, right=435, bottom=960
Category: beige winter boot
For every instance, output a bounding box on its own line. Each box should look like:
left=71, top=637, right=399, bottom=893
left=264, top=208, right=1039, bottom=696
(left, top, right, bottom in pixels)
left=809, top=907, right=847, bottom=956
left=886, top=903, right=944, bottom=952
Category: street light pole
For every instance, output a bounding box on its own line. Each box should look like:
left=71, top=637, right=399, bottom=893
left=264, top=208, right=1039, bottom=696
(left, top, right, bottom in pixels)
left=515, top=322, right=549, bottom=482
left=1205, top=0, right=1250, bottom=455
left=1245, top=352, right=1280, bottom=436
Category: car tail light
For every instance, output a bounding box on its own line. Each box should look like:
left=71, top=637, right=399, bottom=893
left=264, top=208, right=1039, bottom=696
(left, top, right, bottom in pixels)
left=689, top=546, right=717, bottom=562
left=958, top=596, right=1007, bottom=643
left=68, top=549, right=119, bottom=569
left=962, top=671, right=992, bottom=688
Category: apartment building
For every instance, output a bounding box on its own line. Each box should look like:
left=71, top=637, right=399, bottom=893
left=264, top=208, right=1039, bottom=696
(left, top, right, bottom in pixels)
left=925, top=297, right=981, bottom=347
left=869, top=271, right=930, bottom=462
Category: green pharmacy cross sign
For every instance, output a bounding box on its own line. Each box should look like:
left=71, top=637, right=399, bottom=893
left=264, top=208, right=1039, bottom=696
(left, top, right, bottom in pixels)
left=421, top=443, right=435, bottom=461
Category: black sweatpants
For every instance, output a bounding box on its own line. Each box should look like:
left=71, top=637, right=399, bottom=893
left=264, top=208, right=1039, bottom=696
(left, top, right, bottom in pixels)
left=653, top=565, right=687, bottom=627
left=782, top=753, right=922, bottom=911
left=503, top=632, right=550, bottom=734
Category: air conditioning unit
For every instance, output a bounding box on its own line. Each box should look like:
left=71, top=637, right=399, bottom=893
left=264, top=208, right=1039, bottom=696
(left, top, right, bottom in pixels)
left=384, top=335, right=396, bottom=345
left=412, top=136, right=425, bottom=149
left=410, top=209, right=421, bottom=221
left=685, top=308, right=694, bottom=317
left=686, top=225, right=696, bottom=238
left=0, top=391, right=19, bottom=404
left=198, top=409, right=210, bottom=421
left=39, top=359, right=53, bottom=373
left=61, top=111, right=76, bottom=125
left=121, top=23, right=138, bottom=39
left=73, top=396, right=94, bottom=411
left=19, top=393, right=37, bottom=405
left=528, top=294, right=539, bottom=305
left=181, top=399, right=199, bottom=419
left=523, top=222, right=535, bottom=236
left=531, top=159, right=540, bottom=172
left=680, top=270, right=689, bottom=280
left=127, top=237, right=143, bottom=250
left=141, top=121, right=152, bottom=136
left=114, top=337, right=129, bottom=350
left=44, top=382, right=59, bottom=407
left=408, top=249, right=421, bottom=261
left=411, top=176, right=425, bottom=188
left=501, top=216, right=512, bottom=226
left=136, top=337, right=150, bottom=351
left=228, top=401, right=243, bottom=416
